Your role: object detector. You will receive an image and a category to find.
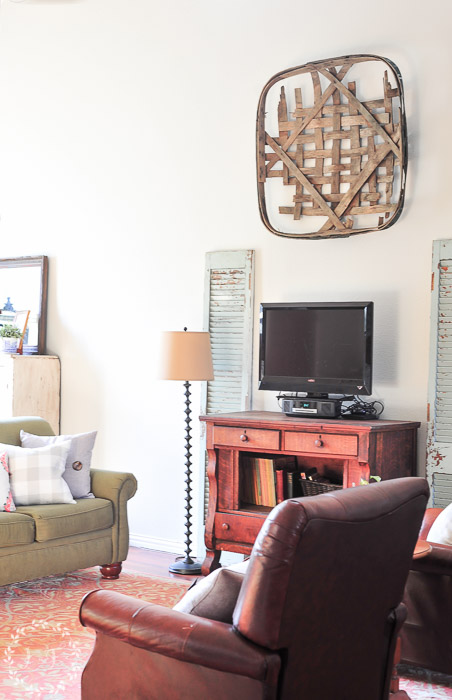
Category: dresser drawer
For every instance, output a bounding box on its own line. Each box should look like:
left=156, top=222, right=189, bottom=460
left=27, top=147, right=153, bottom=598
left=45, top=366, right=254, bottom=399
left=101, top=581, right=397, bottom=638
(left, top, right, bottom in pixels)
left=213, top=426, right=280, bottom=450
left=214, top=512, right=264, bottom=544
left=284, top=431, right=358, bottom=456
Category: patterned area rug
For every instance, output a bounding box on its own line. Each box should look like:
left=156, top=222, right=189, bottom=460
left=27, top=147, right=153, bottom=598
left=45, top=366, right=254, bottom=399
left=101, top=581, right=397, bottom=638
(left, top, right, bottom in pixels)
left=399, top=665, right=452, bottom=699
left=0, top=568, right=451, bottom=699
left=0, top=568, right=190, bottom=699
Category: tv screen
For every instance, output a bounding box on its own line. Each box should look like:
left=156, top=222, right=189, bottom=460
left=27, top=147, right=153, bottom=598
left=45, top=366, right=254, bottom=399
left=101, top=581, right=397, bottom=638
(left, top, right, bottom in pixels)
left=258, top=302, right=373, bottom=396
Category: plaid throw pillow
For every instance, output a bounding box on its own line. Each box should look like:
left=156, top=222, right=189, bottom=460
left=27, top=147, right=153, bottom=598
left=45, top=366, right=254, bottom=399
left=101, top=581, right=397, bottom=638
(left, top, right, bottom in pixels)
left=0, top=441, right=75, bottom=506
left=20, top=430, right=97, bottom=499
left=0, top=450, right=16, bottom=512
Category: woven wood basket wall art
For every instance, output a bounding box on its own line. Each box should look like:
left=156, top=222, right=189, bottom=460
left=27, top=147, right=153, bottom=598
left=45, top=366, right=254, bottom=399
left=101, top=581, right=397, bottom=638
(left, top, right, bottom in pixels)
left=256, top=54, right=407, bottom=239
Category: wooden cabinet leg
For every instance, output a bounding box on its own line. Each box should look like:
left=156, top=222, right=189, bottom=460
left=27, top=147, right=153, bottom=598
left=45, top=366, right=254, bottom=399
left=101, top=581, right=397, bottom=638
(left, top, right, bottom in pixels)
left=100, top=562, right=122, bottom=579
left=201, top=549, right=221, bottom=576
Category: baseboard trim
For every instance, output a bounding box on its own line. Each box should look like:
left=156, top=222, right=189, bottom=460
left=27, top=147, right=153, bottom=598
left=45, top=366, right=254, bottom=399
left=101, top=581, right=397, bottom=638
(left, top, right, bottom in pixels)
left=129, top=535, right=245, bottom=567
left=129, top=533, right=185, bottom=555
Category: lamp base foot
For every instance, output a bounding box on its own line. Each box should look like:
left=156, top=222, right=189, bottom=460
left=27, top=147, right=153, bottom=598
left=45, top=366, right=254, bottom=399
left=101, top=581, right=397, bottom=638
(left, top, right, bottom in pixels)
left=169, top=557, right=202, bottom=575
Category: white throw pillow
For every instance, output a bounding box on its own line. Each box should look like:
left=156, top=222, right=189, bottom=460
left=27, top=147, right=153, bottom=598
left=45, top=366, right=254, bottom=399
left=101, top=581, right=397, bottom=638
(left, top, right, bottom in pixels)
left=173, top=560, right=249, bottom=622
left=20, top=430, right=97, bottom=499
left=0, top=441, right=75, bottom=506
left=427, top=503, right=452, bottom=546
left=0, top=451, right=15, bottom=512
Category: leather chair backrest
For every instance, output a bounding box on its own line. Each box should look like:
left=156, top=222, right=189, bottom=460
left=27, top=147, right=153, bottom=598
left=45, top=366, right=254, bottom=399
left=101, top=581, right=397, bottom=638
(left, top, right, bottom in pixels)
left=233, top=477, right=429, bottom=700
left=0, top=416, right=54, bottom=445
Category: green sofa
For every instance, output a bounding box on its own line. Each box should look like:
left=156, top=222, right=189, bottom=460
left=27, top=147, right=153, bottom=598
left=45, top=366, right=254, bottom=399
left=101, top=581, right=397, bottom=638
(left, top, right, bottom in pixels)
left=0, top=416, right=137, bottom=586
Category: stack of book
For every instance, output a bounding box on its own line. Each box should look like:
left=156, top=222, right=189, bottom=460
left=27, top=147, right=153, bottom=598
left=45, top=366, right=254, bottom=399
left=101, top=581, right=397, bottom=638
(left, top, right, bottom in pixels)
left=241, top=455, right=299, bottom=506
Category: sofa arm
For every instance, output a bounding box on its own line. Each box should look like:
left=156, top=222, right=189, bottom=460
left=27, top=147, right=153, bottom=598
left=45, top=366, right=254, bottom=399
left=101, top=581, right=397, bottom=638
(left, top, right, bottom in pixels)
left=80, top=589, right=280, bottom=683
left=90, top=469, right=137, bottom=563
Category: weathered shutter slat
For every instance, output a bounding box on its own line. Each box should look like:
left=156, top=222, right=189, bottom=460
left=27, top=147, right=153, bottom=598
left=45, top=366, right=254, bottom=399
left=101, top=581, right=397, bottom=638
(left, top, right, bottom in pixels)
left=432, top=473, right=452, bottom=508
left=434, top=260, right=452, bottom=444
left=200, top=250, right=255, bottom=521
left=427, top=242, right=452, bottom=507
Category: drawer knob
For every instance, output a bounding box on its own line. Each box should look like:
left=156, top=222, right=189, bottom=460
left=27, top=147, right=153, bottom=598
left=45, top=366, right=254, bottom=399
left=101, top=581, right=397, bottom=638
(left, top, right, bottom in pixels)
left=314, top=438, right=323, bottom=448
left=222, top=523, right=230, bottom=531
left=240, top=433, right=248, bottom=442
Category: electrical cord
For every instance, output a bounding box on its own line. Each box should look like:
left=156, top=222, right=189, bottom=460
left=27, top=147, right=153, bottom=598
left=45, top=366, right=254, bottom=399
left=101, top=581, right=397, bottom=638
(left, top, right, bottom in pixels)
left=276, top=393, right=384, bottom=420
left=340, top=396, right=384, bottom=419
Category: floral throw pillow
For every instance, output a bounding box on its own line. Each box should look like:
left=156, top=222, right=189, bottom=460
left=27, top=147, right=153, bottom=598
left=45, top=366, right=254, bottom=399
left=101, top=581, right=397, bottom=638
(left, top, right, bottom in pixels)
left=0, top=450, right=16, bottom=512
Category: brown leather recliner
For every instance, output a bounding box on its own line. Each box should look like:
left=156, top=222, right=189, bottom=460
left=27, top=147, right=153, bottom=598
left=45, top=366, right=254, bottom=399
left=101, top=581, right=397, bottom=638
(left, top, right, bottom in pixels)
left=79, top=477, right=428, bottom=700
left=400, top=507, right=452, bottom=675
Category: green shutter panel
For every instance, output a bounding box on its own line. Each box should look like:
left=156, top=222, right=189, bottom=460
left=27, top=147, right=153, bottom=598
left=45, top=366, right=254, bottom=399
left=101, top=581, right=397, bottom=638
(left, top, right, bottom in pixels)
left=427, top=240, right=452, bottom=507
left=201, top=250, right=255, bottom=519
left=434, top=261, right=452, bottom=442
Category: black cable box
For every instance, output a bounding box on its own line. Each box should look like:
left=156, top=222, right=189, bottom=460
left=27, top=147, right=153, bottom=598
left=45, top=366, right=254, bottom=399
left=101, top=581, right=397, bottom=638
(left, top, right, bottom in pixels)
left=282, top=398, right=342, bottom=418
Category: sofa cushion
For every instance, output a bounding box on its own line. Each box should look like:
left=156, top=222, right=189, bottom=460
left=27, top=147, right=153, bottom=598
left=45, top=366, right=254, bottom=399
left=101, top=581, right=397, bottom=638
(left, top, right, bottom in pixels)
left=20, top=430, right=97, bottom=499
left=0, top=512, right=35, bottom=546
left=0, top=451, right=15, bottom=512
left=173, top=560, right=249, bottom=622
left=16, top=498, right=114, bottom=542
left=0, top=441, right=75, bottom=506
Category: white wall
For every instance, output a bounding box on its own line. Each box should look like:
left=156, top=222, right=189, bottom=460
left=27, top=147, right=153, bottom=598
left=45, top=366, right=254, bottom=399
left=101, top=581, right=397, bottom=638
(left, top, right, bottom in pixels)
left=0, top=0, right=447, bottom=554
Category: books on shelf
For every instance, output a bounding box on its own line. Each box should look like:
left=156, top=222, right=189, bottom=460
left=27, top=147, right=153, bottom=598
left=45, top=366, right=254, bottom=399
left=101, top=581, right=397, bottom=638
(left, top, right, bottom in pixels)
left=241, top=455, right=298, bottom=507
left=242, top=460, right=342, bottom=507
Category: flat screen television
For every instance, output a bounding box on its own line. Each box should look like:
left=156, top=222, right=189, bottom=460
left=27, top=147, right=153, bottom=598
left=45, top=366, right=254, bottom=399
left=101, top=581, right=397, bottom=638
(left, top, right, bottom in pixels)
left=258, top=301, right=373, bottom=396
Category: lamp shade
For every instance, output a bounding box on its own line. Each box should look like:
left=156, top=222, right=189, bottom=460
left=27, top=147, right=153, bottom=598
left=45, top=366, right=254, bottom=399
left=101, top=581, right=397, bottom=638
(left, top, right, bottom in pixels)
left=158, top=331, right=214, bottom=381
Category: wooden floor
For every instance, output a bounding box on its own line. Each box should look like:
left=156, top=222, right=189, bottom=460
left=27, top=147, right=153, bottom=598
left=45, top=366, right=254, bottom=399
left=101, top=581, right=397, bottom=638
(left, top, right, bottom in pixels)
left=123, top=546, right=201, bottom=583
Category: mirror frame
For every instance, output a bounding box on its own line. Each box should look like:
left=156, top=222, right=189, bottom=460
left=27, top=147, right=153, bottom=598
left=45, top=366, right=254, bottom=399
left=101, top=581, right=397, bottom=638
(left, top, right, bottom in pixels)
left=0, top=256, right=48, bottom=355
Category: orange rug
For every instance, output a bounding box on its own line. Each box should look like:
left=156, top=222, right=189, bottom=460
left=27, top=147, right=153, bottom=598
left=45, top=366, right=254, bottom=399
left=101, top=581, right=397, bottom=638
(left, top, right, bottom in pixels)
left=0, top=568, right=190, bottom=699
left=0, top=569, right=451, bottom=699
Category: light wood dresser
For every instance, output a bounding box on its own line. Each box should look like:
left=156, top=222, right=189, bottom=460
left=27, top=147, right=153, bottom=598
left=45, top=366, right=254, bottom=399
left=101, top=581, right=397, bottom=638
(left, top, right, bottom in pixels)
left=0, top=354, right=60, bottom=435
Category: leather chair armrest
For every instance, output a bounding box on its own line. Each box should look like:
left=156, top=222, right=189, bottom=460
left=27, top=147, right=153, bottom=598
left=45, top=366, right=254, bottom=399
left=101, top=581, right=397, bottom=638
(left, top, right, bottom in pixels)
left=80, top=589, right=280, bottom=683
left=411, top=543, right=452, bottom=575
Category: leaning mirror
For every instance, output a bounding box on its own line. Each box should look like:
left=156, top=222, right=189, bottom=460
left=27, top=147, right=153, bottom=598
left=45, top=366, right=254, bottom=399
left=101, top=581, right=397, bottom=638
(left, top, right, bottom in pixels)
left=0, top=256, right=48, bottom=355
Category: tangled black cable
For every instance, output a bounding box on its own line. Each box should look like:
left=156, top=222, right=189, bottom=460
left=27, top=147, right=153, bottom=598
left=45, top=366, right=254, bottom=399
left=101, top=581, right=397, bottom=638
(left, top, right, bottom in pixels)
left=340, top=396, right=384, bottom=419
left=275, top=393, right=384, bottom=419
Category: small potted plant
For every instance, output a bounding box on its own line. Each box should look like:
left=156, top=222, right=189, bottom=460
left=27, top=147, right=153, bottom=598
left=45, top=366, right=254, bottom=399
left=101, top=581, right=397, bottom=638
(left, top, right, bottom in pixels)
left=0, top=324, right=22, bottom=353
left=360, top=475, right=382, bottom=486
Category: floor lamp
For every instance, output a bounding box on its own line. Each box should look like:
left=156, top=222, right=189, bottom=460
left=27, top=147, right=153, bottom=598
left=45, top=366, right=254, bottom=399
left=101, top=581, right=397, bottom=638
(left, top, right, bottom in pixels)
left=159, top=328, right=214, bottom=574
